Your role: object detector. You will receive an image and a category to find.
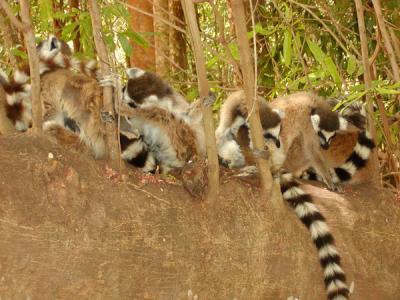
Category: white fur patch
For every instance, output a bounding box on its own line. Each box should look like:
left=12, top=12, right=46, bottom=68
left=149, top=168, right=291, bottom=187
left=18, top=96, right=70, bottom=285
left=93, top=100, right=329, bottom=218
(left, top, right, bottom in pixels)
left=324, top=263, right=345, bottom=278
left=354, top=143, right=371, bottom=160
left=339, top=116, right=348, bottom=130
left=310, top=114, right=320, bottom=132
left=318, top=244, right=339, bottom=259
left=126, top=67, right=145, bottom=79
left=266, top=124, right=281, bottom=140
left=272, top=108, right=286, bottom=119
left=143, top=153, right=156, bottom=173
left=282, top=186, right=305, bottom=199
left=15, top=121, right=28, bottom=132
left=321, top=129, right=335, bottom=142
left=121, top=140, right=144, bottom=160
left=294, top=202, right=319, bottom=219
left=339, top=161, right=357, bottom=175
left=309, top=220, right=330, bottom=240
left=14, top=70, right=29, bottom=85
left=327, top=279, right=348, bottom=294
left=218, top=140, right=245, bottom=168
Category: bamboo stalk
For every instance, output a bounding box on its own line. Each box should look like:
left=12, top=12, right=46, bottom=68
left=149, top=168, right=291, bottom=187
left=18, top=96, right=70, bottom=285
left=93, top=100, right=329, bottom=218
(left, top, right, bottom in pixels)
left=355, top=0, right=399, bottom=187
left=20, top=0, right=42, bottom=130
left=87, top=0, right=120, bottom=164
left=230, top=0, right=279, bottom=207
left=180, top=0, right=220, bottom=202
left=372, top=0, right=400, bottom=83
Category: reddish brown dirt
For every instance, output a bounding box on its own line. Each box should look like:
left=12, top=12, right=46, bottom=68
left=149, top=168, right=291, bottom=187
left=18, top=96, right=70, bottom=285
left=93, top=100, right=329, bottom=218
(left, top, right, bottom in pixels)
left=0, top=133, right=399, bottom=299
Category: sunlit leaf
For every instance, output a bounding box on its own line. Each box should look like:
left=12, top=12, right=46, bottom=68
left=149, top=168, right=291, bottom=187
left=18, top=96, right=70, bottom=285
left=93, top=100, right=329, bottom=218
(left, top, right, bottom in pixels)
left=346, top=55, right=357, bottom=75
left=118, top=33, right=133, bottom=56
left=283, top=29, right=292, bottom=67
left=324, top=57, right=341, bottom=85
left=375, top=87, right=400, bottom=95
left=307, top=39, right=326, bottom=65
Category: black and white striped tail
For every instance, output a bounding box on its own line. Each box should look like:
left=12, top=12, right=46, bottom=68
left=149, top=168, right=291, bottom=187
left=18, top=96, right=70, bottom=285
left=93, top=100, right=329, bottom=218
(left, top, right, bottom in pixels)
left=280, top=172, right=349, bottom=300
left=331, top=130, right=375, bottom=183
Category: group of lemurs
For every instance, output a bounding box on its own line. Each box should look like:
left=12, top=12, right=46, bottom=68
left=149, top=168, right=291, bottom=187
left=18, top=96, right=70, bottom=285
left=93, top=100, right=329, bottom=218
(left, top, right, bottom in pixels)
left=0, top=35, right=378, bottom=300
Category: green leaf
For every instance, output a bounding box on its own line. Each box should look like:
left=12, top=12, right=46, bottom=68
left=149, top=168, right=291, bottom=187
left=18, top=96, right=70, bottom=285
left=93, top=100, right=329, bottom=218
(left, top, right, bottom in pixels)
left=283, top=30, right=292, bottom=67
left=324, top=57, right=341, bottom=85
left=118, top=33, right=133, bottom=56
left=346, top=55, right=357, bottom=75
left=124, top=31, right=149, bottom=48
left=346, top=90, right=367, bottom=101
left=10, top=48, right=27, bottom=59
left=307, top=39, right=326, bottom=65
left=228, top=43, right=240, bottom=60
left=375, top=87, right=400, bottom=95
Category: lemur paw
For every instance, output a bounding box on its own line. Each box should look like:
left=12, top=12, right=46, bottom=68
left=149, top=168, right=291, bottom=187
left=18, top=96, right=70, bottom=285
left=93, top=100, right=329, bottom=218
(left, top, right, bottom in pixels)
left=101, top=111, right=115, bottom=123
left=98, top=73, right=119, bottom=87
left=187, top=289, right=198, bottom=300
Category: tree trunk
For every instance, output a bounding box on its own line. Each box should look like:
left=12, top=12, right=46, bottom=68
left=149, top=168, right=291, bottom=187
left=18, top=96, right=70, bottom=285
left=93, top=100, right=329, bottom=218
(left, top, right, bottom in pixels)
left=19, top=0, right=42, bottom=130
left=88, top=0, right=120, bottom=165
left=169, top=0, right=187, bottom=72
left=154, top=0, right=170, bottom=76
left=181, top=0, right=220, bottom=203
left=128, top=0, right=156, bottom=71
left=230, top=0, right=281, bottom=209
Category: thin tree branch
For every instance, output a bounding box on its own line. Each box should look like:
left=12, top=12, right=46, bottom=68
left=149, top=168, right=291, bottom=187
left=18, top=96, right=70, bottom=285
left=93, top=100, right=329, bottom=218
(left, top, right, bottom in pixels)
left=230, top=0, right=280, bottom=208
left=0, top=0, right=25, bottom=31
left=88, top=0, right=120, bottom=164
left=181, top=0, right=220, bottom=202
left=372, top=0, right=400, bottom=83
left=19, top=0, right=42, bottom=130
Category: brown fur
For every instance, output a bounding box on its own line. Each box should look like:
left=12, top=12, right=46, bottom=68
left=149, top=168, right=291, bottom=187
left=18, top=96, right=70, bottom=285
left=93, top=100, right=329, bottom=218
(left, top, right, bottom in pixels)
left=40, top=68, right=106, bottom=158
left=126, top=72, right=173, bottom=105
left=0, top=86, right=16, bottom=134
left=216, top=90, right=281, bottom=139
left=269, top=92, right=339, bottom=189
left=127, top=107, right=198, bottom=163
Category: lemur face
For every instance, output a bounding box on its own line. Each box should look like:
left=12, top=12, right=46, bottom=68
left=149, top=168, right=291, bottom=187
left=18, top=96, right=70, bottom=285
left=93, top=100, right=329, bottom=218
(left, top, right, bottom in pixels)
left=36, top=35, right=72, bottom=61
left=311, top=109, right=348, bottom=150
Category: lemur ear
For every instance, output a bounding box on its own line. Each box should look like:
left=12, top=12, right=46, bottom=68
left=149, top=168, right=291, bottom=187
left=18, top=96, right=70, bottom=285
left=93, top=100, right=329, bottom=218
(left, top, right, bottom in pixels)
left=339, top=116, right=348, bottom=131
left=310, top=114, right=320, bottom=131
left=126, top=67, right=145, bottom=79
left=273, top=108, right=286, bottom=119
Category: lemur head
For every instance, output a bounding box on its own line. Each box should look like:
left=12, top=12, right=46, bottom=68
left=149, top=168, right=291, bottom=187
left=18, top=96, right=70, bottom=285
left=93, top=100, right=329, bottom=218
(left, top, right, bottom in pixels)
left=123, top=67, right=173, bottom=108
left=310, top=106, right=348, bottom=150
left=36, top=35, right=71, bottom=60
left=260, top=105, right=285, bottom=148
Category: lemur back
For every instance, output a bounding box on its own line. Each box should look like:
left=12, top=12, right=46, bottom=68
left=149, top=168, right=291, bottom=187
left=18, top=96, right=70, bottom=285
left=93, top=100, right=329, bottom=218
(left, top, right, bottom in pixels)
left=215, top=90, right=284, bottom=168
left=120, top=106, right=199, bottom=174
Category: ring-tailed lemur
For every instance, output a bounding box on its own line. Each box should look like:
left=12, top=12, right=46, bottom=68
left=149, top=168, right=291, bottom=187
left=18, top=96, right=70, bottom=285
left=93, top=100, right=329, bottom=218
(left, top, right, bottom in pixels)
left=215, top=90, right=285, bottom=168
left=121, top=67, right=206, bottom=157
left=2, top=36, right=107, bottom=158
left=301, top=105, right=375, bottom=184
left=1, top=35, right=101, bottom=133
left=120, top=106, right=199, bottom=174
left=267, top=92, right=353, bottom=191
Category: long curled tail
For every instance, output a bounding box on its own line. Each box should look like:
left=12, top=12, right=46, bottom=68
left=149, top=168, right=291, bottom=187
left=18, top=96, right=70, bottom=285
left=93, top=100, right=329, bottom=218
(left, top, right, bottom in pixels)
left=280, top=172, right=349, bottom=300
